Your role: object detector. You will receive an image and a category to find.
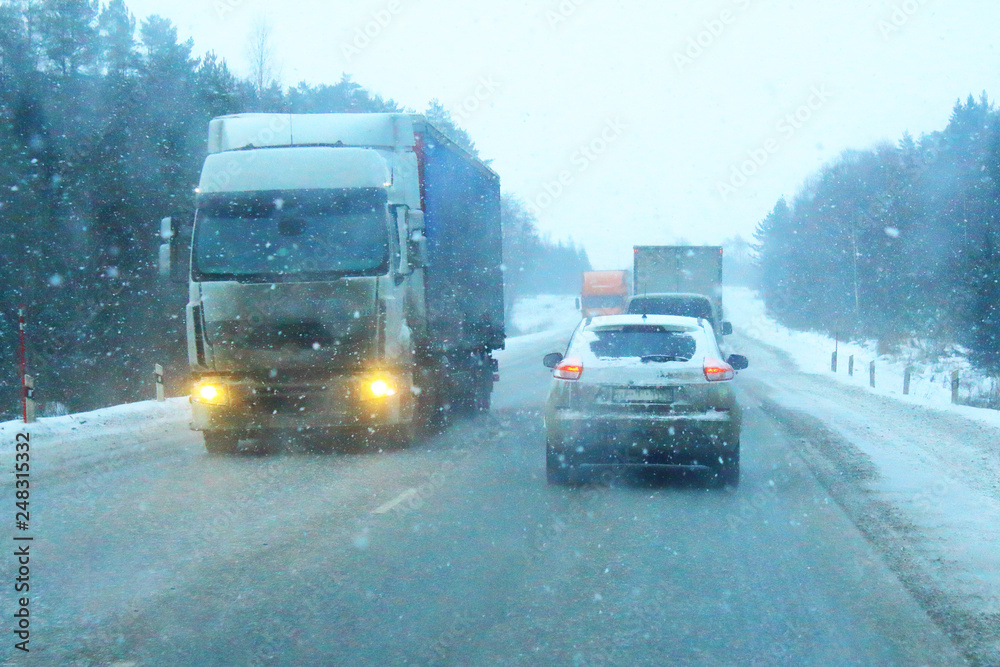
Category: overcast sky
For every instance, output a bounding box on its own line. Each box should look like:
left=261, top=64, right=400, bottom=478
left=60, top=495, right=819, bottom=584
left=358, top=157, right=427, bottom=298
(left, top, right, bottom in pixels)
left=124, top=0, right=1000, bottom=270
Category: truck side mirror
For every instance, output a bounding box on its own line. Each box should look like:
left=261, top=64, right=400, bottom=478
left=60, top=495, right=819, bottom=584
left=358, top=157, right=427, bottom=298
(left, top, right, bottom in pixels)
left=410, top=231, right=428, bottom=269
left=407, top=210, right=428, bottom=269
left=158, top=217, right=173, bottom=278
left=159, top=216, right=189, bottom=284
left=394, top=206, right=410, bottom=279
left=721, top=321, right=733, bottom=336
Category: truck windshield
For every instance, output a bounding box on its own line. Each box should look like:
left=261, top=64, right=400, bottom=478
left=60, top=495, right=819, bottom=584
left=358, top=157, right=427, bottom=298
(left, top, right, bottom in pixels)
left=192, top=188, right=390, bottom=281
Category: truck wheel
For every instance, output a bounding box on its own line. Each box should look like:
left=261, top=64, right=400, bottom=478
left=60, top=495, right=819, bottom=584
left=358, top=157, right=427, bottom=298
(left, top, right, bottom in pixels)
left=203, top=431, right=239, bottom=455
left=716, top=447, right=740, bottom=488
left=246, top=431, right=280, bottom=456
left=383, top=424, right=416, bottom=450
left=475, top=381, right=492, bottom=412
left=416, top=384, right=446, bottom=431
left=448, top=395, right=473, bottom=417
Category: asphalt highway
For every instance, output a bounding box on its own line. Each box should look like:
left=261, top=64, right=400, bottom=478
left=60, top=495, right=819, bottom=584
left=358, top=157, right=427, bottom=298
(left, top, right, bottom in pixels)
left=6, top=326, right=965, bottom=665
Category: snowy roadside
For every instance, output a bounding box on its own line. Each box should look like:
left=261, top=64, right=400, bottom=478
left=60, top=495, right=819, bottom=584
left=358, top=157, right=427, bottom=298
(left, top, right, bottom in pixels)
left=728, top=287, right=1000, bottom=664
left=726, top=286, right=1000, bottom=425
left=508, top=294, right=580, bottom=337
left=0, top=398, right=193, bottom=474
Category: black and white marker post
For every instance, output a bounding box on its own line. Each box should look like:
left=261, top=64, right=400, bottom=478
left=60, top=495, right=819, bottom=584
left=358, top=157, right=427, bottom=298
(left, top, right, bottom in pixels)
left=18, top=307, right=35, bottom=424
left=154, top=364, right=165, bottom=402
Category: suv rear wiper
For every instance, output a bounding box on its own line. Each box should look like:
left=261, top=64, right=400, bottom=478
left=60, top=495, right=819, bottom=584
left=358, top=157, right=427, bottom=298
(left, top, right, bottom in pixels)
left=640, top=355, right=688, bottom=363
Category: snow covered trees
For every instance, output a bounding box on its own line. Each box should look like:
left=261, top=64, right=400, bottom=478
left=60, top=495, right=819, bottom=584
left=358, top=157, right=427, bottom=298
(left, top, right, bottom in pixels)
left=754, top=94, right=1000, bottom=369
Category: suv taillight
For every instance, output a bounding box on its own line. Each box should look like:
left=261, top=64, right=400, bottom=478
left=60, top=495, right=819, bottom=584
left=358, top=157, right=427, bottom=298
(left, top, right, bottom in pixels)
left=554, top=358, right=583, bottom=380
left=704, top=357, right=735, bottom=382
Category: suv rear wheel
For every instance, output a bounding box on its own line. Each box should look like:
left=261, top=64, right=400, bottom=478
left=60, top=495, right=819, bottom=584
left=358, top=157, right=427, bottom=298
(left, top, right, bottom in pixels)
left=717, top=447, right=740, bottom=487
left=546, top=443, right=572, bottom=485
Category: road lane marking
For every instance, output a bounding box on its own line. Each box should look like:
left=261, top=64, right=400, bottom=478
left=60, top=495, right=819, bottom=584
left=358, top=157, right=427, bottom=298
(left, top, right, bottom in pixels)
left=372, top=488, right=419, bottom=514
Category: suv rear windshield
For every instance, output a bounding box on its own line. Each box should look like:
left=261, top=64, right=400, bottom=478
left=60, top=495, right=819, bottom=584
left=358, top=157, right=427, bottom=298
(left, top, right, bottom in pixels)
left=585, top=325, right=698, bottom=360
left=627, top=296, right=713, bottom=320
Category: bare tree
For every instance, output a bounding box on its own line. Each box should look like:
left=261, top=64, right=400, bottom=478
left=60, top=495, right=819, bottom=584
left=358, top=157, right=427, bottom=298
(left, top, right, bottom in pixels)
left=245, top=18, right=278, bottom=102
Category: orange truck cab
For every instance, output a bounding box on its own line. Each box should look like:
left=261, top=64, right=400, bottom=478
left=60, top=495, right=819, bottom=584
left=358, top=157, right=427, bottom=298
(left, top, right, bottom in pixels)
left=579, top=270, right=629, bottom=318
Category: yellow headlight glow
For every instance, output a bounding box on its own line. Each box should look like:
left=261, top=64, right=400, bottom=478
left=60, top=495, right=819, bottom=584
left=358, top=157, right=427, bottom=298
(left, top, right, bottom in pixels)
left=369, top=379, right=397, bottom=398
left=194, top=382, right=227, bottom=405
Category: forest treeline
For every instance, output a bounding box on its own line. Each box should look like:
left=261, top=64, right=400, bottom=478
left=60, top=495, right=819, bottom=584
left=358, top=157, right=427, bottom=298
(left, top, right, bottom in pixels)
left=754, top=93, right=1000, bottom=373
left=0, top=0, right=589, bottom=415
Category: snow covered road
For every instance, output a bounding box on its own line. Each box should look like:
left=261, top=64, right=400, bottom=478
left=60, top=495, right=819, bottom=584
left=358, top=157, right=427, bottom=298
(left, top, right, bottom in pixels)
left=732, top=329, right=1000, bottom=665
left=0, top=313, right=975, bottom=665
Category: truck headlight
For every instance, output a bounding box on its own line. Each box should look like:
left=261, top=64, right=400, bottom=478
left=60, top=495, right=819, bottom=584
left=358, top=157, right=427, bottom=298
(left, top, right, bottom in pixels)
left=194, top=380, right=229, bottom=405
left=369, top=378, right=397, bottom=398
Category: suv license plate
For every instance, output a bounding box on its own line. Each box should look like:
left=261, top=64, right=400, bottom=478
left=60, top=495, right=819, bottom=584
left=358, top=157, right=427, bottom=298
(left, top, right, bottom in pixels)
left=611, top=387, right=675, bottom=403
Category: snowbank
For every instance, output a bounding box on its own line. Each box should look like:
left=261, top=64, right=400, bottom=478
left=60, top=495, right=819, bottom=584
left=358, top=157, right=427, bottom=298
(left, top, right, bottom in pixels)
left=508, top=294, right=581, bottom=337
left=0, top=397, right=191, bottom=455
left=726, top=286, right=1000, bottom=429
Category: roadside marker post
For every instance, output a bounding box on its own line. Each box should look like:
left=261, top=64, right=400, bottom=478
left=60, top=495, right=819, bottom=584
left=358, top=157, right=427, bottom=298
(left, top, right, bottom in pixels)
left=23, top=374, right=35, bottom=424
left=903, top=366, right=913, bottom=395
left=155, top=364, right=165, bottom=402
left=18, top=306, right=33, bottom=423
left=848, top=355, right=855, bottom=377
left=869, top=361, right=876, bottom=389
left=951, top=370, right=960, bottom=404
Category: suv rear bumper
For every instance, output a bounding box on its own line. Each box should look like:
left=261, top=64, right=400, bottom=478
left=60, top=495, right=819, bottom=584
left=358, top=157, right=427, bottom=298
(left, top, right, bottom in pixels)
left=546, top=411, right=739, bottom=465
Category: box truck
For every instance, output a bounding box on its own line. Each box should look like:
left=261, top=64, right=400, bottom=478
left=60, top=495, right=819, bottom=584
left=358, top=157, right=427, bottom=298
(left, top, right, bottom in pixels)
left=579, top=270, right=629, bottom=318
left=161, top=113, right=504, bottom=453
left=631, top=246, right=730, bottom=335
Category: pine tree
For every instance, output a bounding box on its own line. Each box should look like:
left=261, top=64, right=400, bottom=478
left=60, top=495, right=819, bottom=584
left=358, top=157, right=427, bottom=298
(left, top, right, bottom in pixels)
left=424, top=99, right=479, bottom=157
left=967, top=232, right=1000, bottom=374
left=753, top=198, right=796, bottom=320
left=38, top=0, right=98, bottom=77
left=97, top=0, right=136, bottom=77
left=196, top=51, right=241, bottom=118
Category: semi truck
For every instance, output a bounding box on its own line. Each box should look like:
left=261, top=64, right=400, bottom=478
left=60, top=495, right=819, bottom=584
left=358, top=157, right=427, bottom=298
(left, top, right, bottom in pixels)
left=579, top=270, right=629, bottom=318
left=160, top=113, right=504, bottom=453
left=631, top=246, right=729, bottom=334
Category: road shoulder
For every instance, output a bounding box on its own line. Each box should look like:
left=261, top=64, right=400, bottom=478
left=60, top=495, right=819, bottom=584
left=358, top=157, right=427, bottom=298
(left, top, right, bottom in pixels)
left=754, top=389, right=1000, bottom=666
